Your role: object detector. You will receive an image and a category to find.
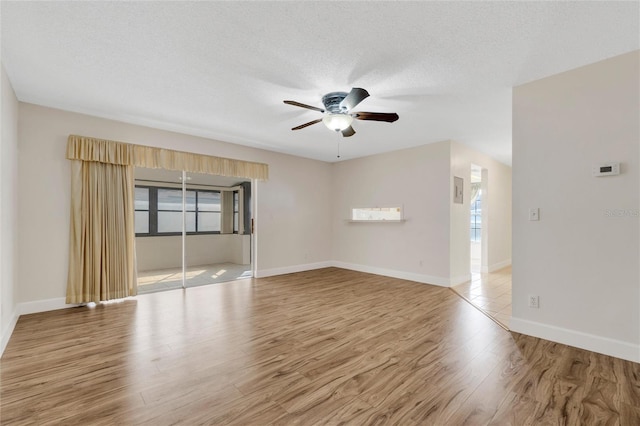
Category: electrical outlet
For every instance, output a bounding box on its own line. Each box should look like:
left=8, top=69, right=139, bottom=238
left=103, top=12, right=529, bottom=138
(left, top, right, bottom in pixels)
left=529, top=208, right=539, bottom=221
left=528, top=295, right=539, bottom=309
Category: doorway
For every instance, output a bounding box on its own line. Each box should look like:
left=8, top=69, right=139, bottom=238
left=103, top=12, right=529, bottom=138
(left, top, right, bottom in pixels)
left=133, top=167, right=253, bottom=294
left=453, top=164, right=512, bottom=329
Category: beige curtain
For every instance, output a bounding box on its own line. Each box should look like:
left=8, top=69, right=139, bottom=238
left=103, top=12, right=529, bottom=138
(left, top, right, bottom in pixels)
left=66, top=159, right=136, bottom=303
left=67, top=135, right=269, bottom=180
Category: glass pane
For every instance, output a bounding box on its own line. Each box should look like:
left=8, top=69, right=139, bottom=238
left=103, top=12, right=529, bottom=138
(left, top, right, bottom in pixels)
left=198, top=212, right=220, bottom=232
left=186, top=212, right=196, bottom=232
left=157, top=211, right=196, bottom=233
left=158, top=211, right=182, bottom=233
left=185, top=190, right=196, bottom=211
left=158, top=212, right=182, bottom=232
left=352, top=207, right=402, bottom=221
left=157, top=189, right=196, bottom=211
left=135, top=166, right=184, bottom=294
left=135, top=211, right=149, bottom=234
left=198, top=191, right=220, bottom=212
left=157, top=189, right=183, bottom=211
left=234, top=212, right=239, bottom=232
left=234, top=192, right=239, bottom=212
left=135, top=187, right=149, bottom=210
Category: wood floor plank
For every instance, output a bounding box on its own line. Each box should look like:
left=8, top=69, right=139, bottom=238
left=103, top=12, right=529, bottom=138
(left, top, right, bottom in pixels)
left=580, top=376, right=620, bottom=425
left=1, top=267, right=638, bottom=425
left=619, top=402, right=640, bottom=426
left=441, top=345, right=529, bottom=424
left=615, top=356, right=640, bottom=406
left=488, top=392, right=543, bottom=426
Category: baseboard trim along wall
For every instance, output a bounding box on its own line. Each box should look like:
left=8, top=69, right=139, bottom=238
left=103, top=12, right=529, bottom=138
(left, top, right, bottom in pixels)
left=488, top=259, right=512, bottom=272
left=254, top=261, right=334, bottom=278
left=18, top=297, right=71, bottom=316
left=449, top=273, right=471, bottom=286
left=332, top=261, right=452, bottom=287
left=510, top=317, right=640, bottom=364
left=1, top=309, right=19, bottom=357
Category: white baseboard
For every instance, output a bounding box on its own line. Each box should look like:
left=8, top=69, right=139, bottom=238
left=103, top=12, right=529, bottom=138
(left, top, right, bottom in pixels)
left=449, top=273, right=471, bottom=286
left=0, top=297, right=92, bottom=357
left=255, top=261, right=334, bottom=278
left=1, top=308, right=19, bottom=358
left=510, top=317, right=640, bottom=363
left=18, top=297, right=72, bottom=316
left=257, top=261, right=452, bottom=287
left=332, top=261, right=451, bottom=287
left=488, top=259, right=512, bottom=272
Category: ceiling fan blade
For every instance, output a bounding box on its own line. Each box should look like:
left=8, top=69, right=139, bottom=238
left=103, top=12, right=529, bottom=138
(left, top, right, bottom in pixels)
left=340, top=88, right=369, bottom=111
left=284, top=100, right=325, bottom=113
left=341, top=126, right=356, bottom=137
left=353, top=112, right=399, bottom=123
left=291, top=118, right=323, bottom=131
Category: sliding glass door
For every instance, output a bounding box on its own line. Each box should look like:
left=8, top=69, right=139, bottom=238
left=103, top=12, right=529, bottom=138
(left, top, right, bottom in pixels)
left=134, top=167, right=252, bottom=294
left=184, top=171, right=252, bottom=289
left=133, top=167, right=185, bottom=293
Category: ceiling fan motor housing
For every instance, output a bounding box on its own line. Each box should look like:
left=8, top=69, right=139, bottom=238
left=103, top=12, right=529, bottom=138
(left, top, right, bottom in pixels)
left=322, top=92, right=349, bottom=113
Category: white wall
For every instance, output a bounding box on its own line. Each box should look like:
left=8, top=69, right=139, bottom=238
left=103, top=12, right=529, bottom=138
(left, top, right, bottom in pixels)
left=331, top=140, right=512, bottom=287
left=136, top=234, right=250, bottom=271
left=1, top=63, right=19, bottom=356
left=331, top=141, right=452, bottom=285
left=253, top=144, right=333, bottom=277
left=17, top=103, right=333, bottom=308
left=512, top=51, right=640, bottom=362
left=450, top=141, right=512, bottom=283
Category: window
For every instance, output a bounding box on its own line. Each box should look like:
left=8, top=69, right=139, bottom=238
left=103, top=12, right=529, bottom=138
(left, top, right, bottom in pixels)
left=134, top=187, right=150, bottom=234
left=470, top=189, right=482, bottom=242
left=157, top=188, right=195, bottom=233
left=351, top=207, right=403, bottom=221
left=196, top=191, right=221, bottom=232
left=233, top=191, right=239, bottom=233
left=135, top=185, right=222, bottom=236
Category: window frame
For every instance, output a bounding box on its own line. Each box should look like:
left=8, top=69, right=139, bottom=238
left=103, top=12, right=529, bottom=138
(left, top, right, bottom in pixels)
left=232, top=190, right=239, bottom=234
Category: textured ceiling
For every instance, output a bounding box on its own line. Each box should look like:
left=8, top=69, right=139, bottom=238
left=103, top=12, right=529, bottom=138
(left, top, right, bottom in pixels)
left=2, top=2, right=638, bottom=165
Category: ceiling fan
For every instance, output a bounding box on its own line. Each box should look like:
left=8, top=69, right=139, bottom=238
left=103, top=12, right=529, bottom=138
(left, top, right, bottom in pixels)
left=284, top=88, right=399, bottom=137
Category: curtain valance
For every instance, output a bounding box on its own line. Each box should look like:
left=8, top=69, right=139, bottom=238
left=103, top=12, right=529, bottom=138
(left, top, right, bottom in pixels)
left=66, top=135, right=269, bottom=180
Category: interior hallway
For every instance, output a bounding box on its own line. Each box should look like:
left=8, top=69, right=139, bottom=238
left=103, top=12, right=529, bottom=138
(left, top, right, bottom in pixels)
left=452, top=266, right=512, bottom=329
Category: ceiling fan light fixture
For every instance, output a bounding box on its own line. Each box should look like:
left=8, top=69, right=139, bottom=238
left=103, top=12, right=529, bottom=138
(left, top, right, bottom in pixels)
left=322, top=113, right=353, bottom=131
left=285, top=88, right=397, bottom=137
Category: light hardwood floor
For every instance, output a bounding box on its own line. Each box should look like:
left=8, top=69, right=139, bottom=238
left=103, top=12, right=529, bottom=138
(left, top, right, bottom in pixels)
left=1, top=268, right=638, bottom=425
